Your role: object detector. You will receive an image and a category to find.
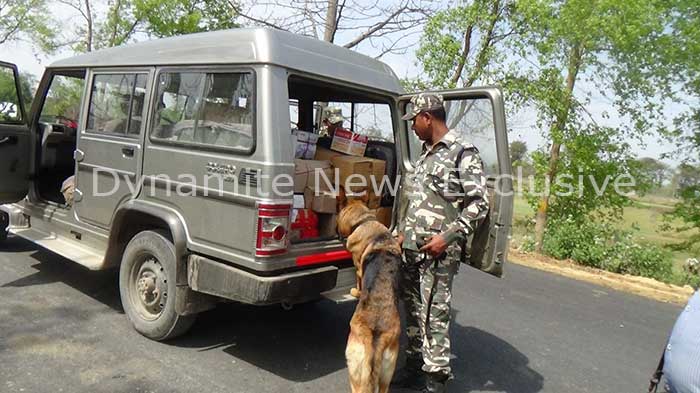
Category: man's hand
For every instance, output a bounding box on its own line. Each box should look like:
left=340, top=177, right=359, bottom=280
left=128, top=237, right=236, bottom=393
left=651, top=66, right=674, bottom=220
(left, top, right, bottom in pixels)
left=419, top=234, right=448, bottom=258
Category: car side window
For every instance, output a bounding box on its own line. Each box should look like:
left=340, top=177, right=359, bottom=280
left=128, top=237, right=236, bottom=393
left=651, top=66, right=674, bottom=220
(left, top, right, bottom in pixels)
left=151, top=71, right=254, bottom=152
left=0, top=65, right=23, bottom=123
left=86, top=73, right=147, bottom=138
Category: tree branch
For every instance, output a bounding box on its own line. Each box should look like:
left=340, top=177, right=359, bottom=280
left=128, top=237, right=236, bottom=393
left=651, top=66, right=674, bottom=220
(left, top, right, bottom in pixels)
left=343, top=5, right=405, bottom=49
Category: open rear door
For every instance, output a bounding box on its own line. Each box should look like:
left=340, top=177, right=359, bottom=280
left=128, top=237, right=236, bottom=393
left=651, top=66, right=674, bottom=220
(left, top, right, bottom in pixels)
left=0, top=61, right=30, bottom=204
left=397, top=87, right=513, bottom=277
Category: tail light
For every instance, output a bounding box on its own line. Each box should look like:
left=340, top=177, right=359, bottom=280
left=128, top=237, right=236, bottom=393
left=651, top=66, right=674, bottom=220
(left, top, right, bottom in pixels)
left=255, top=203, right=291, bottom=257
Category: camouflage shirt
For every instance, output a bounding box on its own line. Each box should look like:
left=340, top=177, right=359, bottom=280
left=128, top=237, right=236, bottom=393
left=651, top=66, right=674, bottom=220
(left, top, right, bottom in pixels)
left=396, top=129, right=490, bottom=252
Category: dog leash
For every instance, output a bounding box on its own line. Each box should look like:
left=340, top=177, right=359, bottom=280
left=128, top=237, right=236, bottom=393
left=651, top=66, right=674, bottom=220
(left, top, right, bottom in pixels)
left=423, top=250, right=446, bottom=341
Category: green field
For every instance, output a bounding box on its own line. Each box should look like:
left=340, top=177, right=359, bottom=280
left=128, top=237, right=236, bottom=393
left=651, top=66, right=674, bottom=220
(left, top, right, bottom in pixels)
left=510, top=193, right=698, bottom=274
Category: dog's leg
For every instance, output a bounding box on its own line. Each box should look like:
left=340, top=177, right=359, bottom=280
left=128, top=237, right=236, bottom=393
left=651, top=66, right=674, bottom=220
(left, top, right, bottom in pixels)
left=378, top=341, right=399, bottom=393
left=346, top=329, right=372, bottom=393
left=350, top=272, right=361, bottom=298
left=350, top=256, right=362, bottom=298
left=346, top=330, right=365, bottom=393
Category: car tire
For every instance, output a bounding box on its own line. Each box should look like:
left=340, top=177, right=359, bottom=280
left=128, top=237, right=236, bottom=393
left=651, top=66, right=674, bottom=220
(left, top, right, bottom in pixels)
left=119, top=230, right=196, bottom=341
left=0, top=212, right=9, bottom=244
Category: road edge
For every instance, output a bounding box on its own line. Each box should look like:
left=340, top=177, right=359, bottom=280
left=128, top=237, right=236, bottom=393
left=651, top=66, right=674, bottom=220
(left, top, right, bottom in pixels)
left=508, top=248, right=694, bottom=305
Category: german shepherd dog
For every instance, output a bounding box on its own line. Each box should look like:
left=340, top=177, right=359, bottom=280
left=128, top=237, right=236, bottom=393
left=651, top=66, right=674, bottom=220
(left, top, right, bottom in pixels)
left=338, top=200, right=402, bottom=393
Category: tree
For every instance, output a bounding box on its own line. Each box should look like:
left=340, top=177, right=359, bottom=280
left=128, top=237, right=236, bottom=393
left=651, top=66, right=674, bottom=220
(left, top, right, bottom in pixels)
left=133, top=0, right=239, bottom=38
left=55, top=0, right=241, bottom=53
left=510, top=140, right=527, bottom=164
left=235, top=0, right=431, bottom=50
left=509, top=0, right=678, bottom=252
left=665, top=164, right=700, bottom=253
left=409, top=0, right=518, bottom=90
left=636, top=157, right=669, bottom=189
left=0, top=0, right=57, bottom=51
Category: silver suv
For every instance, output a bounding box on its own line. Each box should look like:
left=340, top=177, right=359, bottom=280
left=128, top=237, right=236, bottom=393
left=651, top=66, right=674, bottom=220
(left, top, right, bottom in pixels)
left=0, top=29, right=512, bottom=340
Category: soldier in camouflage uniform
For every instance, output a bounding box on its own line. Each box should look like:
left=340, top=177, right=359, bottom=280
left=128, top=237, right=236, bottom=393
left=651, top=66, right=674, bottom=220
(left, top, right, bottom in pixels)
left=392, top=93, right=490, bottom=393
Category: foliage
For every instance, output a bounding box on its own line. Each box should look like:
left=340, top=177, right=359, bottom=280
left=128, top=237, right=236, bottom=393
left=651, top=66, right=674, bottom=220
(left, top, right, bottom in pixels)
left=509, top=140, right=527, bottom=164
left=413, top=0, right=515, bottom=89
left=41, top=77, right=85, bottom=120
left=664, top=164, right=700, bottom=253
left=0, top=0, right=57, bottom=52
left=506, top=0, right=679, bottom=251
left=636, top=157, right=669, bottom=189
left=525, top=125, right=650, bottom=221
left=58, top=0, right=241, bottom=54
left=524, top=216, right=677, bottom=283
left=133, top=0, right=239, bottom=38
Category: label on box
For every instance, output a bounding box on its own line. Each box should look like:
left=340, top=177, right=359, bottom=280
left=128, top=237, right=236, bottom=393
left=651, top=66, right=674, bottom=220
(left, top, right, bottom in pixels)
left=330, top=129, right=368, bottom=157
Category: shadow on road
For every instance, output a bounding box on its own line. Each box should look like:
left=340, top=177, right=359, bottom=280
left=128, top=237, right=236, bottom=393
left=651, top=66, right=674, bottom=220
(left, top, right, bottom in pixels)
left=172, top=300, right=356, bottom=382
left=1, top=237, right=122, bottom=311
left=451, top=325, right=544, bottom=393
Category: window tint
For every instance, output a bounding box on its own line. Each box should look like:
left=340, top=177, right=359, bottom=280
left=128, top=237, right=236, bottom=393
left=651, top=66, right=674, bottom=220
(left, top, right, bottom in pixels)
left=0, top=65, right=23, bottom=122
left=151, top=72, right=254, bottom=152
left=86, top=73, right=147, bottom=137
left=405, top=97, right=499, bottom=175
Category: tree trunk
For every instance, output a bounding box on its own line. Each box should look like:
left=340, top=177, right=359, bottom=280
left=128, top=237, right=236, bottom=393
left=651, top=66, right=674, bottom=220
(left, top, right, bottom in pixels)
left=323, top=0, right=338, bottom=43
left=533, top=44, right=583, bottom=253
left=84, top=0, right=93, bottom=52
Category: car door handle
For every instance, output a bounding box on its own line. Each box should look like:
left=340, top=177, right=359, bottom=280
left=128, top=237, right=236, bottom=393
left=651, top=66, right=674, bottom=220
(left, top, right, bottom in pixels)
left=122, top=147, right=135, bottom=158
left=0, top=136, right=18, bottom=146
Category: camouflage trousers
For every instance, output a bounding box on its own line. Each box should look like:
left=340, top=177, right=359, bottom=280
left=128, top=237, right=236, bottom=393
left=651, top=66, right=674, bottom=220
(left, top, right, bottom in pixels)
left=401, top=247, right=459, bottom=375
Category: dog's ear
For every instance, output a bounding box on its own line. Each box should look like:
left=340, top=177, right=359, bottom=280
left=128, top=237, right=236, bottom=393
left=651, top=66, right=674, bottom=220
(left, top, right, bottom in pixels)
left=337, top=187, right=348, bottom=213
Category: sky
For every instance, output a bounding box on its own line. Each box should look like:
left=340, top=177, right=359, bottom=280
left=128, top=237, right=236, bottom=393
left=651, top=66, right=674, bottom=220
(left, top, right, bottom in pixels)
left=0, top=0, right=685, bottom=167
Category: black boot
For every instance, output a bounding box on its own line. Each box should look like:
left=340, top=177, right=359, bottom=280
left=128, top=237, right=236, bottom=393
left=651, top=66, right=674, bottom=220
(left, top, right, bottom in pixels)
left=421, top=372, right=449, bottom=393
left=390, top=358, right=425, bottom=390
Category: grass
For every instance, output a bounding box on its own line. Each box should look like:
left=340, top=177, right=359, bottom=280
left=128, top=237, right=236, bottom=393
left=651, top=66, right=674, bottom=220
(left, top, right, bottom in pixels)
left=510, top=192, right=698, bottom=277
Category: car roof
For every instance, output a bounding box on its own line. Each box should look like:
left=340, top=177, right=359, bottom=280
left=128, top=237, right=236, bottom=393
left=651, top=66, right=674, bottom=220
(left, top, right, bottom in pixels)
left=49, top=28, right=403, bottom=95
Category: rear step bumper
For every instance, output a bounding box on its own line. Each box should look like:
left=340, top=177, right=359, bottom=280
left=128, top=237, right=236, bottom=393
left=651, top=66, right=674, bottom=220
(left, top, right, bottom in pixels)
left=188, top=255, right=339, bottom=305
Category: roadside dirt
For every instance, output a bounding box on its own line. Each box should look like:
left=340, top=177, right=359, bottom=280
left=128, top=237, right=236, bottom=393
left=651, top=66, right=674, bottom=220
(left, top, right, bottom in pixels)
left=509, top=248, right=695, bottom=305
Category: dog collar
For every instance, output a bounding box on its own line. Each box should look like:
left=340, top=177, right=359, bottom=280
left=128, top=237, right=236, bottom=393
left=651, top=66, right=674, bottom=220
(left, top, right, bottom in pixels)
left=337, top=215, right=378, bottom=245
left=350, top=216, right=378, bottom=234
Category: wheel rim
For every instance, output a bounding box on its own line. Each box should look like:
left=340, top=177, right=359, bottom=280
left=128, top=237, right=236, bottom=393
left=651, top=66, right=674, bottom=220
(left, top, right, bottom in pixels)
left=129, top=254, right=168, bottom=321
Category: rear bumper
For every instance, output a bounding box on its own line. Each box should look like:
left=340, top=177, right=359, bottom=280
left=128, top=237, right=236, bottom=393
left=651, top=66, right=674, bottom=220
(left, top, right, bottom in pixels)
left=187, top=255, right=338, bottom=305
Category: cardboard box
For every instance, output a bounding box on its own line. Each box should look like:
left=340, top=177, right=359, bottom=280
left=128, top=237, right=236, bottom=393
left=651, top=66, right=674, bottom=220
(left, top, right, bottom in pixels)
left=330, top=155, right=373, bottom=192
left=314, top=147, right=387, bottom=194
left=294, top=159, right=333, bottom=193
left=314, top=146, right=343, bottom=162
left=304, top=160, right=333, bottom=189
left=304, top=186, right=337, bottom=214
left=294, top=159, right=309, bottom=193
left=330, top=129, right=368, bottom=156
left=317, top=213, right=338, bottom=238
left=293, top=130, right=319, bottom=159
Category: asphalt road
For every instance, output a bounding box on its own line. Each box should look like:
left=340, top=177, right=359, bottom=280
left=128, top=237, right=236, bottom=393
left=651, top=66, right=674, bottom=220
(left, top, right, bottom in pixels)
left=0, top=235, right=684, bottom=393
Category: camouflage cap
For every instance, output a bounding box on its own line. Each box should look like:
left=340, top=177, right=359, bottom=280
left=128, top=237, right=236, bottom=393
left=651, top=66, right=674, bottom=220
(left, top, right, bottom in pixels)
left=401, top=93, right=445, bottom=120
left=323, top=106, right=345, bottom=124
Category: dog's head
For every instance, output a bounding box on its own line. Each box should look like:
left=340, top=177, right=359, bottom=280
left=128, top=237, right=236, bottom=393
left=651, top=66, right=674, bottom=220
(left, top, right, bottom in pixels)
left=337, top=187, right=370, bottom=213
left=337, top=199, right=374, bottom=238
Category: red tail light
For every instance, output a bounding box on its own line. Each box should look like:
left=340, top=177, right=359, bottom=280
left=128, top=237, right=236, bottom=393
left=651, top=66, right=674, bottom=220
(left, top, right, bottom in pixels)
left=255, top=203, right=291, bottom=257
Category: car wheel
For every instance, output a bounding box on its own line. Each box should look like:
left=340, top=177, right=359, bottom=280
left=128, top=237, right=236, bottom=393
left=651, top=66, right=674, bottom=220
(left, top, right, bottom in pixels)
left=119, top=230, right=196, bottom=341
left=0, top=212, right=9, bottom=244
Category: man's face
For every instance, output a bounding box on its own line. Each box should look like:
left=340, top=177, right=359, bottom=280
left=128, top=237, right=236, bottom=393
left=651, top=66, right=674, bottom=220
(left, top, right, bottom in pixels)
left=411, top=112, right=432, bottom=142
